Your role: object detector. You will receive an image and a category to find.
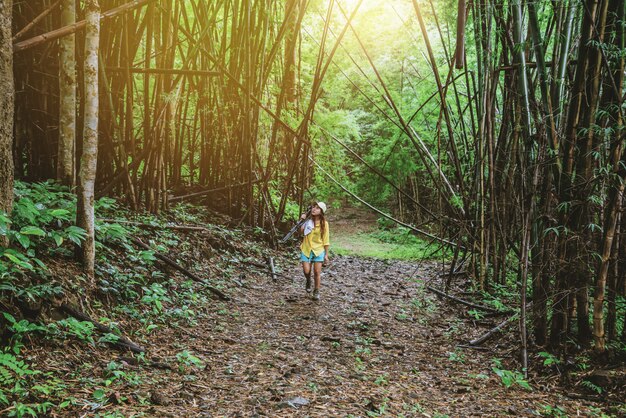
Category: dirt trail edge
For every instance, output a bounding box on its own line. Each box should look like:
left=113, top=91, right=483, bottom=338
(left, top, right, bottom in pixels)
left=117, top=255, right=608, bottom=417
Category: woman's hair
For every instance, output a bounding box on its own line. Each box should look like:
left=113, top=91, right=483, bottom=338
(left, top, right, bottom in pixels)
left=316, top=211, right=326, bottom=239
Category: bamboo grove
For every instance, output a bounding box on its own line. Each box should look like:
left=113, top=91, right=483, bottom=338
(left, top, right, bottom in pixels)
left=457, top=0, right=626, bottom=355
left=13, top=0, right=313, bottom=220
left=4, top=0, right=626, bottom=357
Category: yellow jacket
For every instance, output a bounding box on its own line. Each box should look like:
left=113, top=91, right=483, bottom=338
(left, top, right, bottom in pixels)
left=301, top=220, right=330, bottom=256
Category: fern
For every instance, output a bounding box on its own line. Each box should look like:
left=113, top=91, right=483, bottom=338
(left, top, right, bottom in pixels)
left=0, top=352, right=46, bottom=413
left=581, top=379, right=603, bottom=394
left=0, top=352, right=38, bottom=383
left=0, top=362, right=12, bottom=386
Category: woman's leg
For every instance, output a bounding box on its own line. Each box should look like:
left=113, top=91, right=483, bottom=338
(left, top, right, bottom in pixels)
left=302, top=261, right=312, bottom=292
left=313, top=261, right=322, bottom=290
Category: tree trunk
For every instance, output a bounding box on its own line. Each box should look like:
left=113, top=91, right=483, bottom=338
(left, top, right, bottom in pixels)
left=552, top=0, right=577, bottom=129
left=454, top=0, right=466, bottom=69
left=76, top=0, right=100, bottom=278
left=283, top=0, right=300, bottom=105
left=593, top=0, right=625, bottom=351
left=58, top=0, right=77, bottom=187
left=0, top=0, right=14, bottom=246
left=551, top=0, right=599, bottom=348
left=606, top=212, right=620, bottom=341
left=594, top=181, right=624, bottom=350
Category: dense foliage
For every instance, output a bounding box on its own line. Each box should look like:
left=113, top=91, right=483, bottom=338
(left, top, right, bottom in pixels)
left=6, top=0, right=626, bottom=382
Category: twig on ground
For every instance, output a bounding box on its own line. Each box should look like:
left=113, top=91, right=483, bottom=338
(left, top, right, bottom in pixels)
left=468, top=302, right=534, bottom=346
left=60, top=303, right=145, bottom=353
left=128, top=237, right=230, bottom=301
left=426, top=285, right=508, bottom=313
left=269, top=257, right=277, bottom=281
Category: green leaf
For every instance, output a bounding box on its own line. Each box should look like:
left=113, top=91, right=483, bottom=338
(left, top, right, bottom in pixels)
left=92, top=388, right=106, bottom=401
left=3, top=253, right=33, bottom=270
left=19, top=226, right=45, bottom=236
left=51, top=232, right=64, bottom=246
left=2, top=312, right=16, bottom=324
left=32, top=258, right=47, bottom=270
left=16, top=234, right=31, bottom=249
left=65, top=226, right=87, bottom=245
left=98, top=333, right=120, bottom=344
left=139, top=250, right=156, bottom=263
left=0, top=213, right=11, bottom=236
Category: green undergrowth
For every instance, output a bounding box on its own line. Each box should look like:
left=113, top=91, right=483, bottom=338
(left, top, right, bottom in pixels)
left=333, top=221, right=449, bottom=261
left=0, top=181, right=270, bottom=417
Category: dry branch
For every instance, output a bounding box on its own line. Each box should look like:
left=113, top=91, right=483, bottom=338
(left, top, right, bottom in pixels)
left=12, top=0, right=61, bottom=42
left=426, top=285, right=504, bottom=313
left=106, top=67, right=220, bottom=77
left=169, top=180, right=262, bottom=203
left=99, top=218, right=209, bottom=233
left=14, top=0, right=156, bottom=52
left=60, top=303, right=145, bottom=353
left=468, top=314, right=518, bottom=346
left=117, top=356, right=172, bottom=370
left=128, top=237, right=230, bottom=301
left=456, top=344, right=490, bottom=351
left=468, top=302, right=533, bottom=346
left=240, top=258, right=291, bottom=281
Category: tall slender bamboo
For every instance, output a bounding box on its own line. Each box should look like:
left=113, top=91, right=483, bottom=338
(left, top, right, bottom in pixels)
left=58, top=0, right=77, bottom=187
left=592, top=0, right=625, bottom=351
left=0, top=0, right=14, bottom=247
left=77, top=0, right=100, bottom=278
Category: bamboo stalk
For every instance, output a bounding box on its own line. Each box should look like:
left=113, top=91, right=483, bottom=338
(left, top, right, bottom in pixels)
left=337, top=3, right=464, bottom=216
left=315, top=122, right=440, bottom=220
left=57, top=0, right=76, bottom=187
left=12, top=0, right=61, bottom=42
left=14, top=0, right=156, bottom=53
left=169, top=180, right=263, bottom=202
left=411, top=0, right=466, bottom=209
left=454, top=0, right=466, bottom=69
left=105, top=67, right=220, bottom=76
left=76, top=0, right=100, bottom=279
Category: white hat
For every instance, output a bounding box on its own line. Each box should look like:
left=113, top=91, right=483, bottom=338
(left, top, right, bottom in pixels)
left=316, top=201, right=327, bottom=214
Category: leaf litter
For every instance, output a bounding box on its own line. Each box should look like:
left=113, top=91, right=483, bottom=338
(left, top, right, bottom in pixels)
left=22, top=224, right=621, bottom=417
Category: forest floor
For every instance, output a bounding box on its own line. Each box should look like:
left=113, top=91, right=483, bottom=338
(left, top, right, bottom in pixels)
left=17, top=207, right=624, bottom=417
left=118, top=256, right=619, bottom=417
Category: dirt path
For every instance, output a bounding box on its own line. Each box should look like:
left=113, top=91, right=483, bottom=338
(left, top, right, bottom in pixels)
left=124, top=255, right=606, bottom=417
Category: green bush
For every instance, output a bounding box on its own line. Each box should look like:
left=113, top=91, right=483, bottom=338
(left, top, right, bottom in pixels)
left=0, top=181, right=87, bottom=278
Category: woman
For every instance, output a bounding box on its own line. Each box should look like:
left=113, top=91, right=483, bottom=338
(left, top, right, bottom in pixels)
left=299, top=202, right=330, bottom=301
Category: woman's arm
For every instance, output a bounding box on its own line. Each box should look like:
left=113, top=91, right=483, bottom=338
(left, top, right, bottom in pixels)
left=323, top=222, right=330, bottom=263
left=299, top=213, right=308, bottom=234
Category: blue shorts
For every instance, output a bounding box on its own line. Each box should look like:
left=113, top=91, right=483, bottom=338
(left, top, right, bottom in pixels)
left=300, top=250, right=325, bottom=263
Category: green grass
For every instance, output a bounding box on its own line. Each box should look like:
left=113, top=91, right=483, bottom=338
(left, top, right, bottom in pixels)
left=332, top=226, right=447, bottom=260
